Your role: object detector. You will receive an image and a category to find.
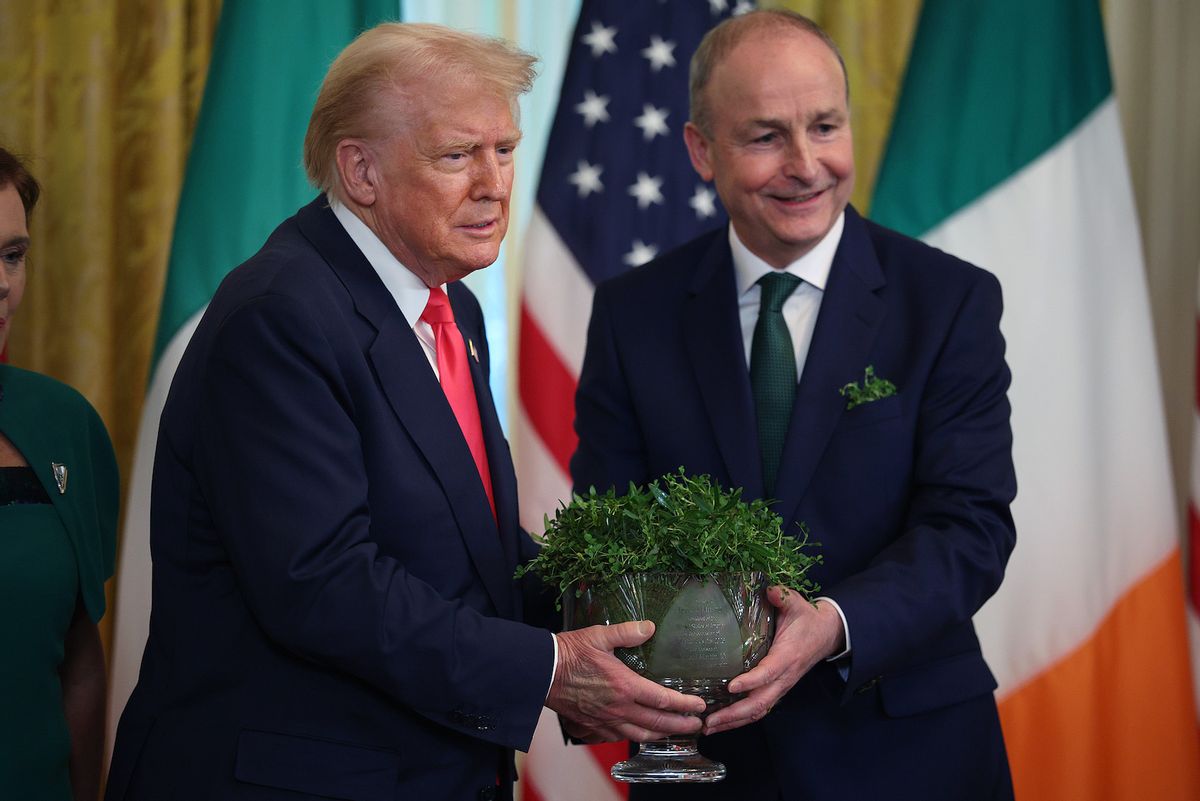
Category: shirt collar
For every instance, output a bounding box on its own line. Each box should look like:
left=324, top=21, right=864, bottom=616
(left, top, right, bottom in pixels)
left=730, top=210, right=845, bottom=296
left=330, top=199, right=436, bottom=327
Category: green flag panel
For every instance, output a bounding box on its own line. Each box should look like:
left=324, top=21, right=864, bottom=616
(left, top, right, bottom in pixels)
left=154, top=0, right=399, bottom=363
left=871, top=0, right=1111, bottom=237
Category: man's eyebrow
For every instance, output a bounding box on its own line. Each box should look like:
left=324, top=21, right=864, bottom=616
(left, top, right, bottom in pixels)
left=493, top=132, right=525, bottom=149
left=1, top=235, right=30, bottom=249
left=811, top=107, right=848, bottom=121
left=743, top=107, right=847, bottom=128
left=438, top=131, right=524, bottom=151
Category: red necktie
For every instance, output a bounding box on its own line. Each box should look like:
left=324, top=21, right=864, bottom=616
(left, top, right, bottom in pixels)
left=421, top=287, right=496, bottom=518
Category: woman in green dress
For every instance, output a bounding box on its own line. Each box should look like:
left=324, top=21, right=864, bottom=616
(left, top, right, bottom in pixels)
left=0, top=146, right=119, bottom=801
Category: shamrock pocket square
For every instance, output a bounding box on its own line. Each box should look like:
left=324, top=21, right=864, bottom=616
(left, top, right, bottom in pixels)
left=839, top=365, right=897, bottom=411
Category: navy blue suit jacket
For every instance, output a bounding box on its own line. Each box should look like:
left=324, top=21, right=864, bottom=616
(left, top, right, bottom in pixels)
left=106, top=198, right=555, bottom=801
left=572, top=206, right=1017, bottom=800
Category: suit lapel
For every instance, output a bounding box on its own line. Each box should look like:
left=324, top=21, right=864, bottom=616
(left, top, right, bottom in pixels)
left=295, top=198, right=513, bottom=617
left=773, top=207, right=887, bottom=525
left=682, top=233, right=763, bottom=498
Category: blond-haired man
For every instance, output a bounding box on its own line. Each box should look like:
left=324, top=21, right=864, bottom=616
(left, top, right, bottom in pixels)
left=107, top=23, right=703, bottom=801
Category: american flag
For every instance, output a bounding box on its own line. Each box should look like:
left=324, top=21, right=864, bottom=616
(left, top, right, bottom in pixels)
left=514, top=1, right=749, bottom=798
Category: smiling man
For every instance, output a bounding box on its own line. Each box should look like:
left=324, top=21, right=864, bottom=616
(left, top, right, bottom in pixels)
left=572, top=10, right=1017, bottom=801
left=105, top=23, right=705, bottom=801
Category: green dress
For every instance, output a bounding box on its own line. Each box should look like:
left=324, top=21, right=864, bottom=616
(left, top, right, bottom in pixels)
left=0, top=366, right=119, bottom=799
left=0, top=469, right=76, bottom=800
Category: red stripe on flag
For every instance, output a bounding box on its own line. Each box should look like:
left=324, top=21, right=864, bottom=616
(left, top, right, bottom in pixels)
left=521, top=742, right=630, bottom=801
left=518, top=303, right=580, bottom=475
left=589, top=742, right=631, bottom=797
left=522, top=779, right=547, bottom=801
left=1193, top=314, right=1200, bottom=613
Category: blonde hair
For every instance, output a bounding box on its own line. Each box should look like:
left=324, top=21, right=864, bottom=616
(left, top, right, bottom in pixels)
left=303, top=23, right=538, bottom=200
left=689, top=10, right=848, bottom=137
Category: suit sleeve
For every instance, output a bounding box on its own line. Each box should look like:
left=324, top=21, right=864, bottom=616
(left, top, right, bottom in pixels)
left=192, top=292, right=554, bottom=751
left=829, top=270, right=1016, bottom=693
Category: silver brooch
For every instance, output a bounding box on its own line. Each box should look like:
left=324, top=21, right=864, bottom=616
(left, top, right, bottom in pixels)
left=51, top=462, right=68, bottom=495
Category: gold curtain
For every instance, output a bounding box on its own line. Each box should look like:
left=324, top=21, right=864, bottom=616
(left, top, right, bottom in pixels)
left=0, top=0, right=221, bottom=653
left=770, top=0, right=922, bottom=211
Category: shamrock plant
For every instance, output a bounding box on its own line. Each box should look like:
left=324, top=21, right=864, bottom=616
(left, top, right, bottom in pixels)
left=839, top=365, right=897, bottom=410
left=517, top=469, right=821, bottom=606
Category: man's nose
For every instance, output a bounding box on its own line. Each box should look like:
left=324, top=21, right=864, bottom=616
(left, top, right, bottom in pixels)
left=471, top=152, right=508, bottom=200
left=784, top=140, right=819, bottom=183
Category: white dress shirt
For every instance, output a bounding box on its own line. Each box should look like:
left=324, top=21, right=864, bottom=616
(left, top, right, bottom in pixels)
left=331, top=200, right=442, bottom=377
left=729, top=215, right=853, bottom=663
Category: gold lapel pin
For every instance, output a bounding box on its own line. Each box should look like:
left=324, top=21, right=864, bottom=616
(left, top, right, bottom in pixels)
left=51, top=462, right=68, bottom=495
left=468, top=338, right=479, bottom=363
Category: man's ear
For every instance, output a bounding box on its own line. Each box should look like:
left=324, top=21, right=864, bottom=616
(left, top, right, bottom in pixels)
left=335, top=139, right=377, bottom=206
left=683, top=122, right=715, bottom=182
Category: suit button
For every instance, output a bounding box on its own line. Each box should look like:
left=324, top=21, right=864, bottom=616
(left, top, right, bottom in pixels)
left=450, top=709, right=495, bottom=732
left=478, top=786, right=498, bottom=801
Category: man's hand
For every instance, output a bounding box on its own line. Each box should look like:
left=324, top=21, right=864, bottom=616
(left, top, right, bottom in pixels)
left=702, top=588, right=845, bottom=736
left=547, top=621, right=707, bottom=743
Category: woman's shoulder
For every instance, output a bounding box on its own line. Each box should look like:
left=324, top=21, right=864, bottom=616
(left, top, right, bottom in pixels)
left=0, top=365, right=112, bottom=450
left=1, top=364, right=100, bottom=414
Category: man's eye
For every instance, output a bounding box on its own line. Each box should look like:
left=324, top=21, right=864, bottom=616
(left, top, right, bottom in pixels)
left=1, top=248, right=26, bottom=267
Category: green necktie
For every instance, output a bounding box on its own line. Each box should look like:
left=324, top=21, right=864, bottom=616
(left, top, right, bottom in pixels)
left=750, top=271, right=802, bottom=497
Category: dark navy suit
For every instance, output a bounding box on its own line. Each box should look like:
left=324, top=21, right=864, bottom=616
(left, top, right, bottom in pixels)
left=106, top=197, right=554, bottom=801
left=572, top=206, right=1017, bottom=800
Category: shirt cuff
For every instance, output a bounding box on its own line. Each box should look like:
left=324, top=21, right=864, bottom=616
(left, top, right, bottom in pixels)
left=546, top=632, right=560, bottom=701
left=815, top=596, right=851, bottom=661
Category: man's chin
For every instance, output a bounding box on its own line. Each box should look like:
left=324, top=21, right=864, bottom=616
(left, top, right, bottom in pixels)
left=775, top=207, right=842, bottom=244
left=448, top=250, right=503, bottom=278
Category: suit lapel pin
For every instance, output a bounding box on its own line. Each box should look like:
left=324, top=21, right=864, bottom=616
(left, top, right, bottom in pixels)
left=468, top=338, right=479, bottom=363
left=51, top=462, right=68, bottom=495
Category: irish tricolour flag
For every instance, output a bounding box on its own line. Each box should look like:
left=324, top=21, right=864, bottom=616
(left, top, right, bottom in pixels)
left=105, top=0, right=396, bottom=759
left=871, top=1, right=1200, bottom=797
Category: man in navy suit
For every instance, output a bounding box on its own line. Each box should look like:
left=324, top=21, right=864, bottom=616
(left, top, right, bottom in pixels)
left=106, top=23, right=704, bottom=801
left=571, top=10, right=1017, bottom=800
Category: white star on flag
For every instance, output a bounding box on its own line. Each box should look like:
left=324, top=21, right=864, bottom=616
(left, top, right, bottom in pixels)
left=633, top=104, right=670, bottom=141
left=628, top=172, right=664, bottom=209
left=623, top=239, right=659, bottom=267
left=574, top=90, right=610, bottom=127
left=641, top=35, right=677, bottom=71
left=689, top=184, right=717, bottom=218
left=581, top=21, right=617, bottom=57
left=708, top=0, right=729, bottom=14
left=568, top=161, right=604, bottom=197
left=733, top=1, right=755, bottom=15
